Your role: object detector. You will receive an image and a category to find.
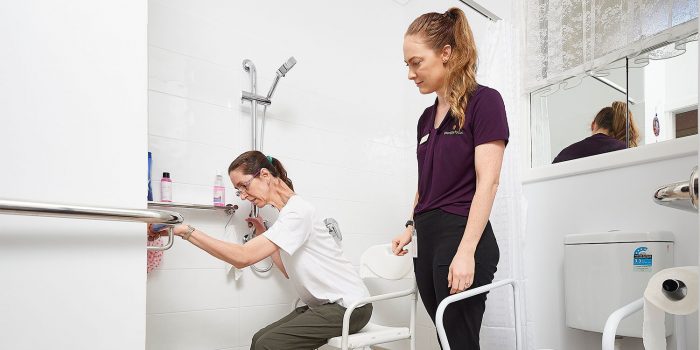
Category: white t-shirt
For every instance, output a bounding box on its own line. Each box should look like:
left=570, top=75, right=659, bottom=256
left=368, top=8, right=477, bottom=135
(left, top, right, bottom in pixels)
left=263, top=195, right=370, bottom=308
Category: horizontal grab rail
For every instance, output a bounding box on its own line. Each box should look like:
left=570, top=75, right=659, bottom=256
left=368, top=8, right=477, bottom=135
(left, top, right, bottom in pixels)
left=0, top=199, right=183, bottom=224
left=0, top=199, right=183, bottom=251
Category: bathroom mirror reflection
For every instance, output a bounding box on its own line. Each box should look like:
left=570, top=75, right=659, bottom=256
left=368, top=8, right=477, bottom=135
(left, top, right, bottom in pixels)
left=529, top=30, right=700, bottom=168
left=530, top=59, right=628, bottom=167
left=628, top=33, right=698, bottom=145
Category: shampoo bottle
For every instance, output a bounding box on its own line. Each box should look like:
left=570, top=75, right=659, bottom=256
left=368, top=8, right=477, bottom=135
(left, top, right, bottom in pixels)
left=213, top=172, right=225, bottom=207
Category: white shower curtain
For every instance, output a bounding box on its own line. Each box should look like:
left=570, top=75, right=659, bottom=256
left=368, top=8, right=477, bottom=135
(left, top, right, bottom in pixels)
left=475, top=8, right=529, bottom=350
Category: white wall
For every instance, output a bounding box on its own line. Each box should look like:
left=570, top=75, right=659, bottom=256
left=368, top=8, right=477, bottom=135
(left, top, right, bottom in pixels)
left=0, top=1, right=148, bottom=349
left=145, top=1, right=518, bottom=349
left=639, top=40, right=698, bottom=144
left=523, top=152, right=699, bottom=350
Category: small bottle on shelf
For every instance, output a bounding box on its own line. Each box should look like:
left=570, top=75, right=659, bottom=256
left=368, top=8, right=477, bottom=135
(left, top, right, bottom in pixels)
left=160, top=172, right=172, bottom=202
left=213, top=172, right=225, bottom=207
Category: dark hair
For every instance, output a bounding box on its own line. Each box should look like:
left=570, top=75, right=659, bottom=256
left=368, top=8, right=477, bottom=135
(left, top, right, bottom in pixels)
left=406, top=7, right=477, bottom=129
left=228, top=151, right=294, bottom=190
left=593, top=101, right=639, bottom=147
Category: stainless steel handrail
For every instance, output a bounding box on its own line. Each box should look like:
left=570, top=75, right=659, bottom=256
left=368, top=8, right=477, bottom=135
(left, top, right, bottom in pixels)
left=0, top=199, right=183, bottom=251
left=653, top=166, right=698, bottom=213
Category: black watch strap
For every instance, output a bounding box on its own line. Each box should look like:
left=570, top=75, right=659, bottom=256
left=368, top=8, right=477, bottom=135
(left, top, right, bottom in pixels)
left=405, top=220, right=414, bottom=227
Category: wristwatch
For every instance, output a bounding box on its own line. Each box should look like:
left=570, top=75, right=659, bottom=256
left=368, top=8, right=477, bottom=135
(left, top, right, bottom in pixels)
left=182, top=224, right=196, bottom=241
left=405, top=220, right=414, bottom=228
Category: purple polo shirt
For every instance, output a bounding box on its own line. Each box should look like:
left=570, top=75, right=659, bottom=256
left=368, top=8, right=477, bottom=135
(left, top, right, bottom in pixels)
left=552, top=133, right=626, bottom=163
left=414, top=85, right=509, bottom=217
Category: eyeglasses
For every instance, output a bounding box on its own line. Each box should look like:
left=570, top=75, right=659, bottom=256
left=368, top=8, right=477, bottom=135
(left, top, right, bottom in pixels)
left=235, top=169, right=261, bottom=197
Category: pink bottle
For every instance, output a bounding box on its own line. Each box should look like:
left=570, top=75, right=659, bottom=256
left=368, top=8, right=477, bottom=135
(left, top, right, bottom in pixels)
left=213, top=172, right=225, bottom=207
left=160, top=172, right=172, bottom=202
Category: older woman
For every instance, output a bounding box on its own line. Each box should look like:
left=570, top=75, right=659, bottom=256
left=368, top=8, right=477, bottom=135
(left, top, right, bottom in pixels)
left=150, top=150, right=371, bottom=350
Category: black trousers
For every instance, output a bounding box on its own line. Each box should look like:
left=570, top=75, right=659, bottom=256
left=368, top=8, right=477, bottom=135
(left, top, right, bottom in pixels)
left=413, top=209, right=499, bottom=350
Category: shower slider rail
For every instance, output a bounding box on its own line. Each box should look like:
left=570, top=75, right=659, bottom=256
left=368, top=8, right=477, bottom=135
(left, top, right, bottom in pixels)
left=0, top=198, right=183, bottom=251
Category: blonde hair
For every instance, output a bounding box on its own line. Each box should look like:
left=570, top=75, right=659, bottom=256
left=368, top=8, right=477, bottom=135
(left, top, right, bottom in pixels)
left=406, top=7, right=478, bottom=129
left=593, top=101, right=639, bottom=147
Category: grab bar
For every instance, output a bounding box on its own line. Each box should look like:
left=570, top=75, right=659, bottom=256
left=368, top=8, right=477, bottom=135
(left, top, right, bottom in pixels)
left=0, top=199, right=183, bottom=251
left=436, top=279, right=522, bottom=350
left=602, top=298, right=644, bottom=350
left=653, top=166, right=698, bottom=213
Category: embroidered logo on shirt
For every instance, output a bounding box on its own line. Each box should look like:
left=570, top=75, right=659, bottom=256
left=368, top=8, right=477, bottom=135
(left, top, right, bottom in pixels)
left=443, top=130, right=464, bottom=135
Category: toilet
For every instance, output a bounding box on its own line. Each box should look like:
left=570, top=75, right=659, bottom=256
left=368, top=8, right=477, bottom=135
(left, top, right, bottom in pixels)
left=564, top=231, right=674, bottom=337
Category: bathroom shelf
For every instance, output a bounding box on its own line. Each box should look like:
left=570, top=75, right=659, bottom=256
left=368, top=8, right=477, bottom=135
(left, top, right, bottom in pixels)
left=147, top=201, right=238, bottom=215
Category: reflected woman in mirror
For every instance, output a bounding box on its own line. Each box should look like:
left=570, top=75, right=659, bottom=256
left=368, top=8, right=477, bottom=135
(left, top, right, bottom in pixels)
left=553, top=101, right=639, bottom=163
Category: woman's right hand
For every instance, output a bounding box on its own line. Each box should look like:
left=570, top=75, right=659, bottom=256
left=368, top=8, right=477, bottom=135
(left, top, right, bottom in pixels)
left=148, top=224, right=188, bottom=240
left=391, top=227, right=413, bottom=256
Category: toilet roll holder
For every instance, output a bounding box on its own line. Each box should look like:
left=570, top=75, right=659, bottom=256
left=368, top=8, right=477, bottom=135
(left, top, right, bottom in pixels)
left=662, top=279, right=687, bottom=301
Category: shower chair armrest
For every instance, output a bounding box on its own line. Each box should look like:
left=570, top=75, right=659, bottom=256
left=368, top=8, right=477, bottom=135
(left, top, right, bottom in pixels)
left=290, top=285, right=418, bottom=350
left=602, top=297, right=644, bottom=350
left=339, top=285, right=417, bottom=350
left=436, top=278, right=522, bottom=350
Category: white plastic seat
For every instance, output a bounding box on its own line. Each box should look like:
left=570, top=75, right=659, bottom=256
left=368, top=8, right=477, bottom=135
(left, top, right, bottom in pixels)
left=326, top=322, right=410, bottom=348
left=321, top=244, right=417, bottom=350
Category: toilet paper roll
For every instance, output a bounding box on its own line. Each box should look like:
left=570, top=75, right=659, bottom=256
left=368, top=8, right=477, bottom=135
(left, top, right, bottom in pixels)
left=643, top=266, right=698, bottom=350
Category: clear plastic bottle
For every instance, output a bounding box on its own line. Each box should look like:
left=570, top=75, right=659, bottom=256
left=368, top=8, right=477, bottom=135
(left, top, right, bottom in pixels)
left=160, top=172, right=172, bottom=202
left=213, top=172, right=225, bottom=207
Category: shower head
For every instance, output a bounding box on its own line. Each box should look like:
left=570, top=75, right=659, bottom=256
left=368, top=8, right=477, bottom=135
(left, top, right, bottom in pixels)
left=277, top=56, right=297, bottom=77
left=266, top=56, right=297, bottom=99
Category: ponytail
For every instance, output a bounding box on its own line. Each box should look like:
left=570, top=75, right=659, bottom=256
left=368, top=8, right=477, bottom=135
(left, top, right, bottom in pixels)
left=268, top=156, right=294, bottom=190
left=593, top=101, right=639, bottom=147
left=445, top=8, right=478, bottom=129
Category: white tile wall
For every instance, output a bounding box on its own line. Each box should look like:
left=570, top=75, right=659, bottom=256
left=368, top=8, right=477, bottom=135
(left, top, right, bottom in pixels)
left=146, top=1, right=516, bottom=349
left=0, top=1, right=148, bottom=349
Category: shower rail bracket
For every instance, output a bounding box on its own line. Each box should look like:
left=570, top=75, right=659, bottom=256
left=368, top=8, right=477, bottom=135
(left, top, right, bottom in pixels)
left=241, top=91, right=271, bottom=106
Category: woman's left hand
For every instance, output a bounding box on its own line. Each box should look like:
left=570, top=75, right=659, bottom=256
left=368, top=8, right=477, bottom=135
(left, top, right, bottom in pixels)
left=447, top=251, right=475, bottom=294
left=245, top=216, right=267, bottom=235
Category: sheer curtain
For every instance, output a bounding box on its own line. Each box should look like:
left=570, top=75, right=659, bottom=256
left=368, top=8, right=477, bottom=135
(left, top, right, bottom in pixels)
left=477, top=9, right=529, bottom=349
left=525, top=0, right=698, bottom=90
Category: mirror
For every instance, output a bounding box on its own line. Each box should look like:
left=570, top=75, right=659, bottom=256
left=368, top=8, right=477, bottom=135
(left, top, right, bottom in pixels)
left=530, top=59, right=628, bottom=166
left=628, top=34, right=698, bottom=145
left=530, top=31, right=698, bottom=168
